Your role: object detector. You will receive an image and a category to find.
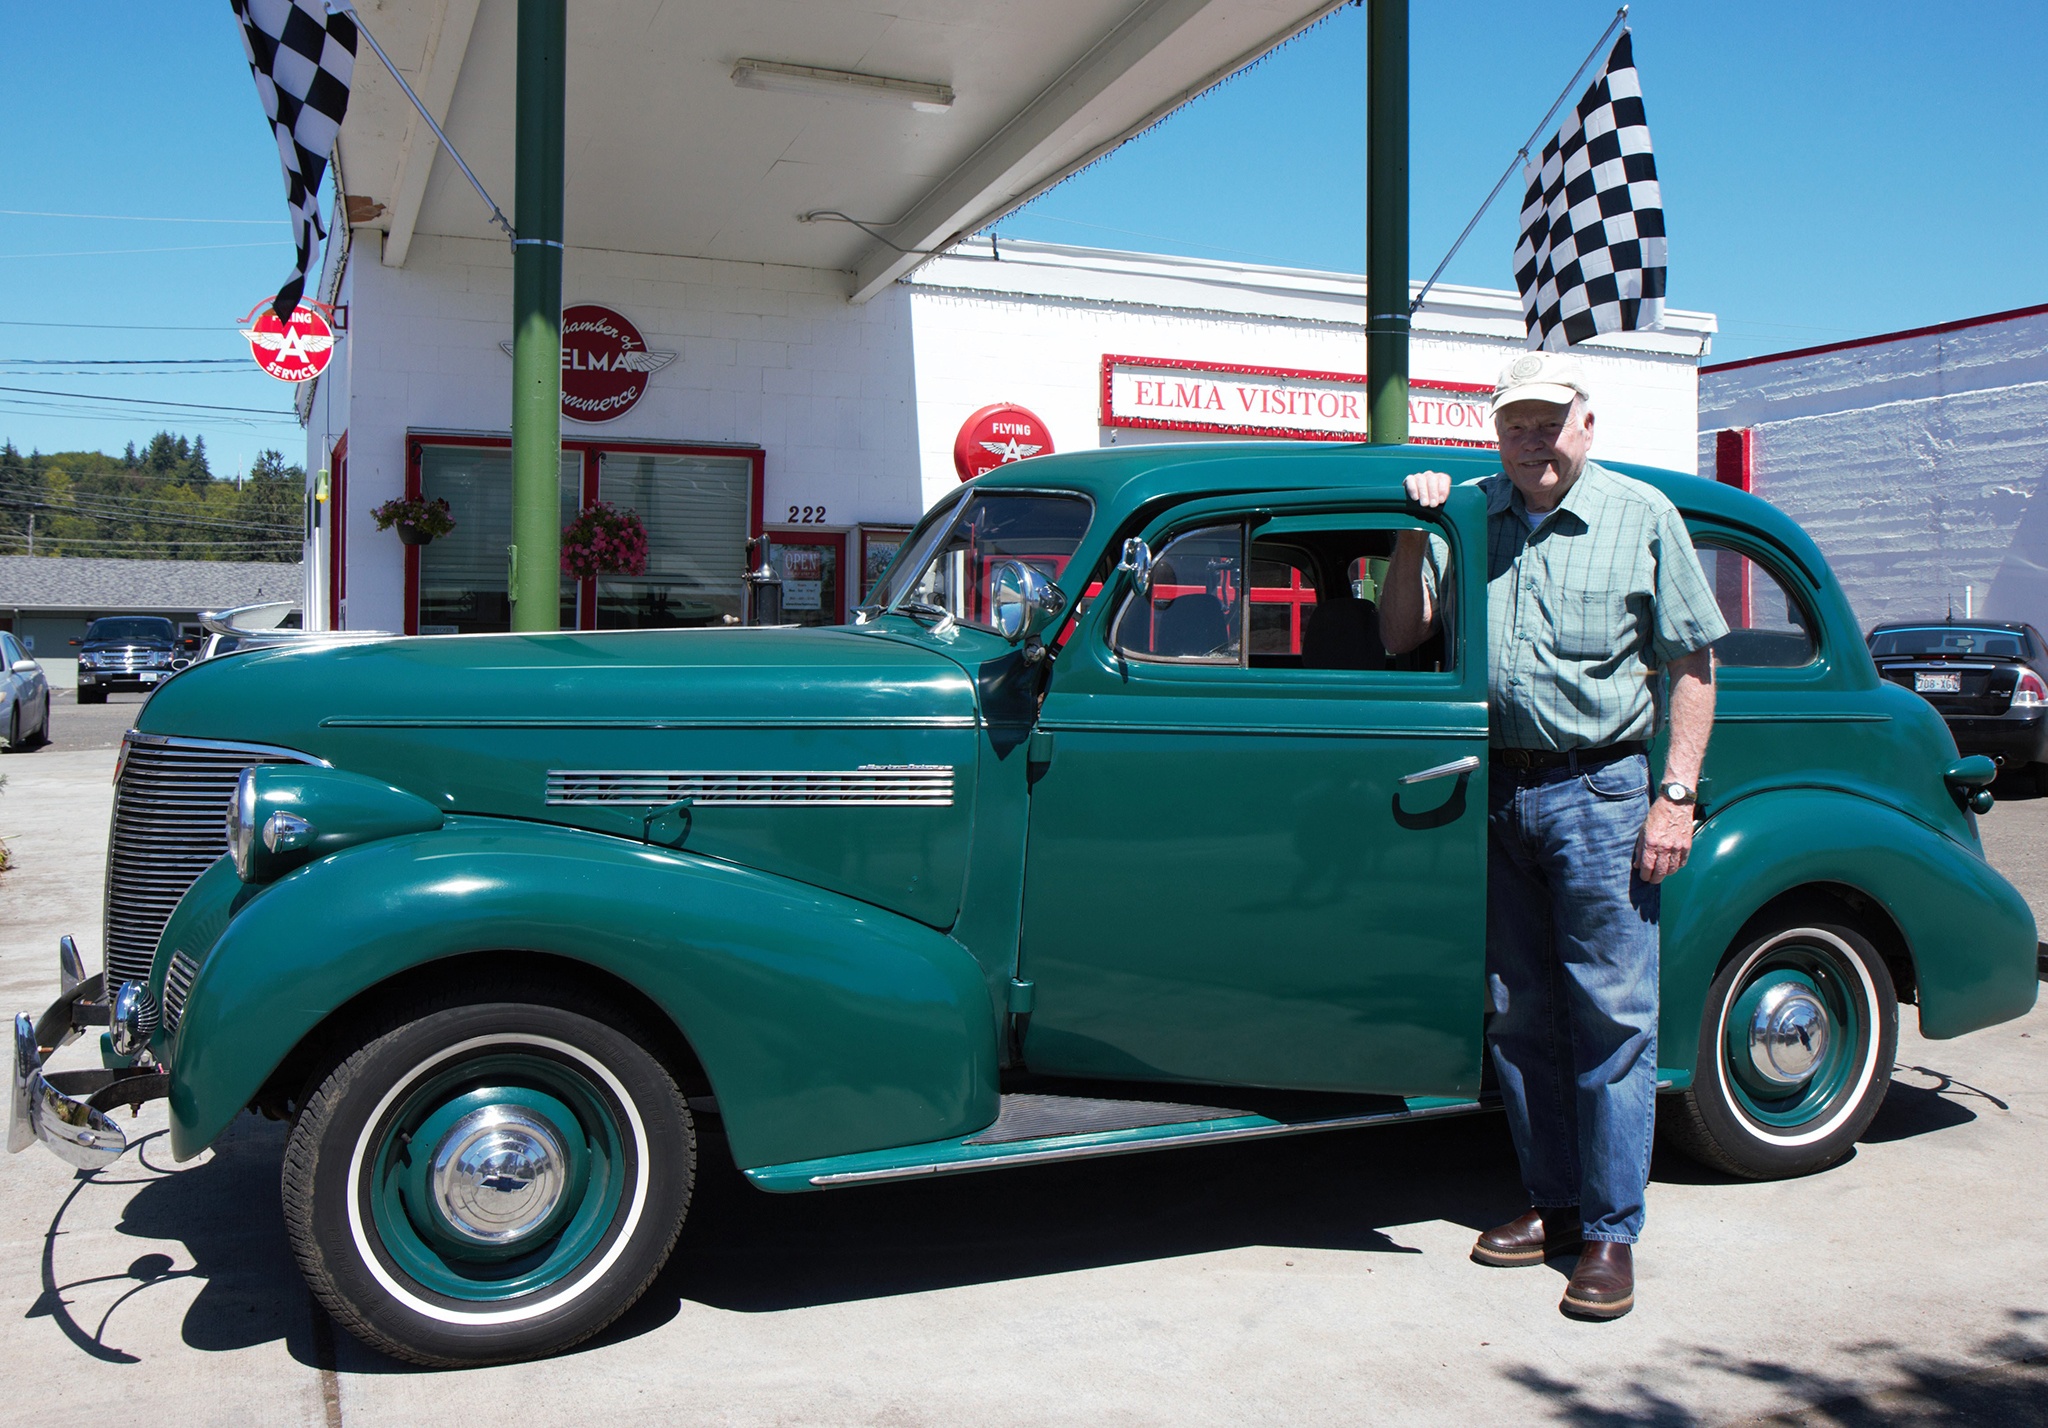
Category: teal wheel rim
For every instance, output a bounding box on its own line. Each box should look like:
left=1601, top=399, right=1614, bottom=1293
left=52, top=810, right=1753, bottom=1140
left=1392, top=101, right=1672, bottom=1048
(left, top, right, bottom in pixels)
left=1721, top=939, right=1868, bottom=1131
left=365, top=1049, right=629, bottom=1303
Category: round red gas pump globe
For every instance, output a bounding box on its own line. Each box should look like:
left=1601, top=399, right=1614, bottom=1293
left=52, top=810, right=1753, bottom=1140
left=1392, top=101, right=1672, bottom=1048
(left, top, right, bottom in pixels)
left=953, top=403, right=1054, bottom=482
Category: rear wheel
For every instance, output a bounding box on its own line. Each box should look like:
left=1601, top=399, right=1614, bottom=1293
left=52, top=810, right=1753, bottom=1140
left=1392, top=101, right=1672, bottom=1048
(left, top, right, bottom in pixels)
left=1663, top=914, right=1897, bottom=1179
left=283, top=997, right=694, bottom=1367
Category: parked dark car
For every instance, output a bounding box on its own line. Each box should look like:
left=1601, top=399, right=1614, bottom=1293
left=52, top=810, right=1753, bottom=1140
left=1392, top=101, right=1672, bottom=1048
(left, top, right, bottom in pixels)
left=70, top=615, right=180, bottom=704
left=1868, top=620, right=2048, bottom=791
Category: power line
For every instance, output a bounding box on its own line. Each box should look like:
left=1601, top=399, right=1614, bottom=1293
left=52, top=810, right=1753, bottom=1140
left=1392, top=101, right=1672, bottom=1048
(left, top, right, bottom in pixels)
left=0, top=384, right=295, bottom=416
left=0, top=358, right=251, bottom=367
left=0, top=209, right=286, bottom=225
left=2, top=498, right=298, bottom=536
left=0, top=241, right=285, bottom=260
left=0, top=320, right=242, bottom=332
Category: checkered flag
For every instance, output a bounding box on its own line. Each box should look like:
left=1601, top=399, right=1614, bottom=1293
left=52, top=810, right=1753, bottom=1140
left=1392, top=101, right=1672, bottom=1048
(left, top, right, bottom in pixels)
left=1513, top=31, right=1665, bottom=351
left=231, top=0, right=356, bottom=324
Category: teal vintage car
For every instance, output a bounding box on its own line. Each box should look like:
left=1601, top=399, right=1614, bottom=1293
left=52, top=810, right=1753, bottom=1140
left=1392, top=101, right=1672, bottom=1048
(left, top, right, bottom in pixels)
left=10, top=442, right=2037, bottom=1366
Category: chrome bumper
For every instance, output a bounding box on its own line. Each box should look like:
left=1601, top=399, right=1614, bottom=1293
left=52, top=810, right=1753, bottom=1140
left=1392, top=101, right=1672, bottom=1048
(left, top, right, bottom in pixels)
left=8, top=938, right=168, bottom=1170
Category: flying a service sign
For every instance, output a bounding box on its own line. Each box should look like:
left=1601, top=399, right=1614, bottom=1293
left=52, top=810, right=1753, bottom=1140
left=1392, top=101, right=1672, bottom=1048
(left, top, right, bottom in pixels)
left=241, top=301, right=337, bottom=382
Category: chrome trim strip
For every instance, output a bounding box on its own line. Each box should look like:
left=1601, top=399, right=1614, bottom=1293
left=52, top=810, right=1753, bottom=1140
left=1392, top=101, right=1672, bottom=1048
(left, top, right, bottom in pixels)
left=321, top=715, right=978, bottom=731
left=1037, top=721, right=1487, bottom=740
left=546, top=766, right=956, bottom=808
left=804, top=1098, right=1487, bottom=1186
left=122, top=731, right=332, bottom=765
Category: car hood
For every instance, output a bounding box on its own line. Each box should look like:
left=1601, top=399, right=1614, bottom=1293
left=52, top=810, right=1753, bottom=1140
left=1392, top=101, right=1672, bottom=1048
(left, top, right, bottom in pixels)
left=137, top=625, right=985, bottom=926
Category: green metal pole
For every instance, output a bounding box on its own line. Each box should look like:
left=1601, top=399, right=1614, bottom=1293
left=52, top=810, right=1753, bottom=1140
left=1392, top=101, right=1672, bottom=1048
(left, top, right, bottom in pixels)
left=1366, top=0, right=1409, bottom=445
left=510, top=0, right=565, bottom=630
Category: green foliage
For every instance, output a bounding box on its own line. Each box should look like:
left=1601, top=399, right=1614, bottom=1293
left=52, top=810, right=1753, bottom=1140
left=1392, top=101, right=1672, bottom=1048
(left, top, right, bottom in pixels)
left=0, top=434, right=305, bottom=562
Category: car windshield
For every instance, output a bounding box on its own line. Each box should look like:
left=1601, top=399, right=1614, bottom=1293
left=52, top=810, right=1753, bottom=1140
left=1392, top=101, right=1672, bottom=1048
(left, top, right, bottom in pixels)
left=866, top=491, right=1092, bottom=632
left=85, top=617, right=176, bottom=643
left=1869, top=626, right=2027, bottom=660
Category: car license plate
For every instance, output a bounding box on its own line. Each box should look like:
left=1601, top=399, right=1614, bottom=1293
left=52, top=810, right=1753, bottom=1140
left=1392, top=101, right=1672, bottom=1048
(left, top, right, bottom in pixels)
left=140, top=672, right=161, bottom=684
left=1915, top=671, right=1960, bottom=694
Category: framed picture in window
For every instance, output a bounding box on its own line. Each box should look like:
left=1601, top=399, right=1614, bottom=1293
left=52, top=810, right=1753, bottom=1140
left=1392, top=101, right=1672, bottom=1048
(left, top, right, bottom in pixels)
left=858, top=525, right=913, bottom=604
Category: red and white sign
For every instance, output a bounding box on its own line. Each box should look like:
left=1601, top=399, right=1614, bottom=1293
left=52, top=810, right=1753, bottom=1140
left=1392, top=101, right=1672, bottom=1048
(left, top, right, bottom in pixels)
left=240, top=301, right=336, bottom=383
left=1100, top=354, right=1496, bottom=447
left=954, top=402, right=1054, bottom=481
left=558, top=304, right=677, bottom=423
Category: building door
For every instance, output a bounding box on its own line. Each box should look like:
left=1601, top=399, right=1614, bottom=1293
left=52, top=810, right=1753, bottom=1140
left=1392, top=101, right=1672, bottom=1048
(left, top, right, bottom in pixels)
left=765, top=528, right=849, bottom=626
left=1018, top=490, right=1492, bottom=1098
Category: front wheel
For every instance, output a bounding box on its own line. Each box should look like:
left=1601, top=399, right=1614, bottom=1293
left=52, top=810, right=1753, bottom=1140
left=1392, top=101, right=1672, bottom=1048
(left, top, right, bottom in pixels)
left=283, top=998, right=694, bottom=1367
left=1662, top=914, right=1898, bottom=1179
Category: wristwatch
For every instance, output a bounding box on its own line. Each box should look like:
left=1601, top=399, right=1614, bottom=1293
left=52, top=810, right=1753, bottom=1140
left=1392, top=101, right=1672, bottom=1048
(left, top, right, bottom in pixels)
left=1658, top=780, right=1697, bottom=806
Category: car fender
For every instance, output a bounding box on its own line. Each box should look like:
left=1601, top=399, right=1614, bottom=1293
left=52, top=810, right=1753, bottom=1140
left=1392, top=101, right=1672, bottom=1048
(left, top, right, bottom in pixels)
left=1661, top=787, right=2038, bottom=1072
left=159, top=817, right=1000, bottom=1167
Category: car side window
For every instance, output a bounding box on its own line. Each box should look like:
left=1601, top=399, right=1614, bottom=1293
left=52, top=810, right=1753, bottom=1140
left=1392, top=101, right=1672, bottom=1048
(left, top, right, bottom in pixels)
left=1692, top=539, right=1817, bottom=668
left=1111, top=517, right=1452, bottom=672
left=0, top=634, right=20, bottom=664
left=1113, top=524, right=1245, bottom=664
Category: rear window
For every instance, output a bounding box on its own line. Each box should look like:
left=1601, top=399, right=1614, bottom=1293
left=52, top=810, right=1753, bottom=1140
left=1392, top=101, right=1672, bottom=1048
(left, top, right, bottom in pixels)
left=1869, top=626, right=2028, bottom=660
left=85, top=617, right=176, bottom=644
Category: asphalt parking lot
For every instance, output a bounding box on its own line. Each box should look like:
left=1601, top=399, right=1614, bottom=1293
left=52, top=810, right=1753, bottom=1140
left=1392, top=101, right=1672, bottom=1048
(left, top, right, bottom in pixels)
left=2, top=740, right=2045, bottom=1427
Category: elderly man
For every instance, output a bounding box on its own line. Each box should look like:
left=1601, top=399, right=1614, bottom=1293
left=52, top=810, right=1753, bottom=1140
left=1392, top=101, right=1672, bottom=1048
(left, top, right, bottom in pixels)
left=1380, top=351, right=1726, bottom=1321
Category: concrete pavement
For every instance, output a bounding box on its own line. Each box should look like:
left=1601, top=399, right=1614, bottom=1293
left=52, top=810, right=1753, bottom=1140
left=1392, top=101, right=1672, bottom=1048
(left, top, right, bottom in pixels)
left=2, top=746, right=2044, bottom=1427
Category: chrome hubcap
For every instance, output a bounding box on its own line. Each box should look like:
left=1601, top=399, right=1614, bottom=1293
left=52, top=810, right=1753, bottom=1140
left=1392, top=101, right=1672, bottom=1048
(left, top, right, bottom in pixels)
left=1746, top=982, right=1831, bottom=1086
left=429, top=1106, right=568, bottom=1244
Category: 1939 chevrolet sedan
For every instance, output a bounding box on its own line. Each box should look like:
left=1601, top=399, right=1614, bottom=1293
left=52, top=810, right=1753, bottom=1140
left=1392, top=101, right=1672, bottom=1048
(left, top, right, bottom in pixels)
left=10, top=442, right=2038, bottom=1366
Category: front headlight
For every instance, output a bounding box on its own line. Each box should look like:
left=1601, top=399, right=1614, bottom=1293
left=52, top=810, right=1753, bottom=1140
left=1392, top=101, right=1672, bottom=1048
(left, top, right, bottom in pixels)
left=227, top=767, right=259, bottom=879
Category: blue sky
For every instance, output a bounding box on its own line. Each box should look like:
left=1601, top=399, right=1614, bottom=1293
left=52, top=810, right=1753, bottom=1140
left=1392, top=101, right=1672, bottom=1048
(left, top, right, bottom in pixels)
left=3, top=2, right=2046, bottom=466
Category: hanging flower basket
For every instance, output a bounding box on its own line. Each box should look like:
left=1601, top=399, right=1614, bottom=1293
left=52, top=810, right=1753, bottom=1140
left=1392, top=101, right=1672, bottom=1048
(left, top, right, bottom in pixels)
left=562, top=501, right=649, bottom=579
left=371, top=495, right=456, bottom=547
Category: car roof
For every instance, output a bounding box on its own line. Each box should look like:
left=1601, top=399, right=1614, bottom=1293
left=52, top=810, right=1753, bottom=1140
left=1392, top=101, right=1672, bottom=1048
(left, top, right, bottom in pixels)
left=972, top=440, right=1829, bottom=580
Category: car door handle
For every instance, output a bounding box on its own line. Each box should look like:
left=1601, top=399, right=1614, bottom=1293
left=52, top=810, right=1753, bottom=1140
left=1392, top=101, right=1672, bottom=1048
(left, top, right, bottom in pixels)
left=1398, top=755, right=1481, bottom=786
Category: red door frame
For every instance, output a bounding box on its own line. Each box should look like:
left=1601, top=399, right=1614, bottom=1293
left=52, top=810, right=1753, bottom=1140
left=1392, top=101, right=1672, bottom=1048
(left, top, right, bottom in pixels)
left=763, top=526, right=851, bottom=625
left=402, top=433, right=766, bottom=635
left=327, top=431, right=348, bottom=630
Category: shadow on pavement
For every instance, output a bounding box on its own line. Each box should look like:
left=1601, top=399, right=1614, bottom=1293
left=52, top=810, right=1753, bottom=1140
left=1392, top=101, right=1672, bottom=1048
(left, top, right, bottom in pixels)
left=23, top=1052, right=2014, bottom=1383
left=1498, top=1313, right=2048, bottom=1426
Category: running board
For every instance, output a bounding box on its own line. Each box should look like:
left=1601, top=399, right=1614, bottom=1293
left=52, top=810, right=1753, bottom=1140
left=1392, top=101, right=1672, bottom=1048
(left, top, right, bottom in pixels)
left=743, top=1092, right=1489, bottom=1193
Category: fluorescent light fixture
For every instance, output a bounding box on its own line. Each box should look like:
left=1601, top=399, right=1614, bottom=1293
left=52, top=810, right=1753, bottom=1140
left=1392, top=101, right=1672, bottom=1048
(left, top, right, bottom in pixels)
left=731, top=59, right=954, bottom=113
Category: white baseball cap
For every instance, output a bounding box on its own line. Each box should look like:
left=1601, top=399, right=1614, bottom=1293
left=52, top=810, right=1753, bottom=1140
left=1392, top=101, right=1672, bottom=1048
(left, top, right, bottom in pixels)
left=1491, top=351, right=1591, bottom=415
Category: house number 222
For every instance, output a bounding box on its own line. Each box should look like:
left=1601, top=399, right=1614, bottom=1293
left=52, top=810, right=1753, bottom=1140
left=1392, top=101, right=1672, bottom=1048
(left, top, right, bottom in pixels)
left=787, top=505, right=828, bottom=524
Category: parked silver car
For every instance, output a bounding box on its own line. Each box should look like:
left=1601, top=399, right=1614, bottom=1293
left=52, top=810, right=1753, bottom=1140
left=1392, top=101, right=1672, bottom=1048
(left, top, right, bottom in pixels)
left=0, top=631, right=50, bottom=752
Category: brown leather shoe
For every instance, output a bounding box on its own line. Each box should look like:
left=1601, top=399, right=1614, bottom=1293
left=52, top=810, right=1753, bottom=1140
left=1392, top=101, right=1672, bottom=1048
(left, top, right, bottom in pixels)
left=1560, top=1242, right=1634, bottom=1319
left=1470, top=1206, right=1582, bottom=1267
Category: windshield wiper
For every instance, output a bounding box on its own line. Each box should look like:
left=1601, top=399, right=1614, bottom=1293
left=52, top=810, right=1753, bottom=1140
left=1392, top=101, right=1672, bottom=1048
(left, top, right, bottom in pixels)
left=894, top=599, right=957, bottom=634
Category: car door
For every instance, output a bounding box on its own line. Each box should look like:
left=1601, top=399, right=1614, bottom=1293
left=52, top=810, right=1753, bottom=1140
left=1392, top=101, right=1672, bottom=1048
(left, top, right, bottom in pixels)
left=1018, top=484, right=1492, bottom=1098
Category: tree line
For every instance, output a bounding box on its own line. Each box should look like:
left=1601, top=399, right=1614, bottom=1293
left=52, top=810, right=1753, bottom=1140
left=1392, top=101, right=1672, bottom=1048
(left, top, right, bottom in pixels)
left=0, top=432, right=305, bottom=563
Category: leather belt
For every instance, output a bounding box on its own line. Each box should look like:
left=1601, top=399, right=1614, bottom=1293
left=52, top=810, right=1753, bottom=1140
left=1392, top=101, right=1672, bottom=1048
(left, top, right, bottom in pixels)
left=1489, top=741, right=1647, bottom=773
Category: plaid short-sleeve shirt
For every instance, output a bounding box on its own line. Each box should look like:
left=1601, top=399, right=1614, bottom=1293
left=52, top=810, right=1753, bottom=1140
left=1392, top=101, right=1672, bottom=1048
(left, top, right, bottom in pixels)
left=1425, top=461, right=1727, bottom=751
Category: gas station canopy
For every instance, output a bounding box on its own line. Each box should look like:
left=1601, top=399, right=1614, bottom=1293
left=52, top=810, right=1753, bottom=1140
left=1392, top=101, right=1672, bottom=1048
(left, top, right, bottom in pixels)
left=336, top=0, right=1348, bottom=300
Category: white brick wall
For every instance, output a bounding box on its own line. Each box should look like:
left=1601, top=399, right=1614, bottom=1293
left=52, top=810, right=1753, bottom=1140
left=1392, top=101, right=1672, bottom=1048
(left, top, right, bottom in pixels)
left=1699, top=310, right=2048, bottom=632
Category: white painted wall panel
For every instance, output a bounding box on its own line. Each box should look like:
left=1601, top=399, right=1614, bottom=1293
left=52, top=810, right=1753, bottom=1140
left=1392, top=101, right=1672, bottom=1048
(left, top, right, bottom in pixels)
left=1700, top=310, right=2048, bottom=632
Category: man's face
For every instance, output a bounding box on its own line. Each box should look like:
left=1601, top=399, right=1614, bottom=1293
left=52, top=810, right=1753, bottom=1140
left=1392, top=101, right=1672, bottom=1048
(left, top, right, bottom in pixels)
left=1494, top=397, right=1594, bottom=507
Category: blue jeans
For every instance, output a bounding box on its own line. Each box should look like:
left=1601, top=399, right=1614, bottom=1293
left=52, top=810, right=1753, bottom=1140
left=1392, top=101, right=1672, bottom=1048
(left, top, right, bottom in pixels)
left=1486, top=752, right=1659, bottom=1245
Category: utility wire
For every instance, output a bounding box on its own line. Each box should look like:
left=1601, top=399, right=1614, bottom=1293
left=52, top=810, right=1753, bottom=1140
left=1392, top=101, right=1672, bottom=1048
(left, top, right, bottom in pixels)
left=0, top=209, right=286, bottom=225
left=0, top=384, right=294, bottom=416
left=0, top=241, right=285, bottom=261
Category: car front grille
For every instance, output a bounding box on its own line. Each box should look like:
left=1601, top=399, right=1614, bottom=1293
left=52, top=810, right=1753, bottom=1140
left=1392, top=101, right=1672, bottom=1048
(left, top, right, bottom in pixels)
left=88, top=649, right=167, bottom=673
left=102, top=734, right=323, bottom=987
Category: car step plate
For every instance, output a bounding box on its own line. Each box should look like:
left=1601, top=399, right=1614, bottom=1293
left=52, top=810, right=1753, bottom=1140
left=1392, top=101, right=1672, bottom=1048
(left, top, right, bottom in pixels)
left=965, top=1092, right=1252, bottom=1145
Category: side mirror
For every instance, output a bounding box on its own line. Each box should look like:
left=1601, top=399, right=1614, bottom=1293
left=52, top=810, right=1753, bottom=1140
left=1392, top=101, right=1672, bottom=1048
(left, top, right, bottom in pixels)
left=989, top=561, right=1068, bottom=645
left=9, top=659, right=35, bottom=674
left=69, top=639, right=81, bottom=648
left=1116, top=537, right=1153, bottom=596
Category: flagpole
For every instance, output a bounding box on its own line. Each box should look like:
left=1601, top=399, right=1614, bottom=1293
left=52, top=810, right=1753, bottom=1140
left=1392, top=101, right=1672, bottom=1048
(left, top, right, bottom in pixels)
left=509, top=0, right=567, bottom=632
left=1365, top=0, right=1409, bottom=445
left=324, top=0, right=516, bottom=244
left=1408, top=5, right=1628, bottom=316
